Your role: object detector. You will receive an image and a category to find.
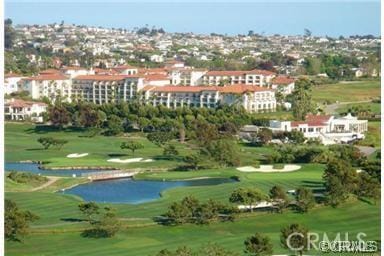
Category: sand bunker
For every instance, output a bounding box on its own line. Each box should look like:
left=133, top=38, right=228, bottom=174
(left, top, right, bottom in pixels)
left=67, top=153, right=89, bottom=158
left=237, top=164, right=301, bottom=173
left=107, top=158, right=153, bottom=163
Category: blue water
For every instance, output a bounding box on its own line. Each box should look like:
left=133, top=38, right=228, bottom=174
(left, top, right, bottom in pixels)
left=60, top=177, right=236, bottom=204
left=5, top=162, right=113, bottom=177
left=5, top=162, right=237, bottom=204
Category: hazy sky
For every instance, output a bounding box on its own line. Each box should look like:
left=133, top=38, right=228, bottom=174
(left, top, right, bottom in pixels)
left=5, top=1, right=381, bottom=36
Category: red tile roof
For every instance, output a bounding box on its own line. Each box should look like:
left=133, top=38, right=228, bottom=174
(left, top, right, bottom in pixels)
left=24, top=74, right=69, bottom=81
left=272, top=75, right=295, bottom=85
left=291, top=115, right=332, bottom=127
left=142, top=84, right=271, bottom=94
left=144, top=74, right=170, bottom=81
left=74, top=74, right=141, bottom=81
left=61, top=66, right=86, bottom=70
left=205, top=69, right=275, bottom=77
left=39, top=69, right=62, bottom=75
left=219, top=84, right=272, bottom=94
left=206, top=70, right=246, bottom=76
left=112, top=65, right=137, bottom=70
left=5, top=73, right=23, bottom=78
left=6, top=99, right=47, bottom=108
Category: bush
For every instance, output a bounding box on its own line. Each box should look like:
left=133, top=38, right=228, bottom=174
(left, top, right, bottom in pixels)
left=7, top=171, right=48, bottom=184
left=273, top=164, right=285, bottom=170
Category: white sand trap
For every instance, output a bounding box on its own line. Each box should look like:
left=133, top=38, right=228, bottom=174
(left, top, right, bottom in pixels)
left=107, top=158, right=154, bottom=163
left=67, top=153, right=89, bottom=158
left=237, top=164, right=301, bottom=173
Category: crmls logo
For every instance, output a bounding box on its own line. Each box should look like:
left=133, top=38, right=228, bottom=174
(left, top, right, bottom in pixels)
left=286, top=232, right=378, bottom=253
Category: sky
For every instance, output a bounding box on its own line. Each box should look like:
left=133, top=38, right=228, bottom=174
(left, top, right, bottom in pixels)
left=4, top=1, right=381, bottom=36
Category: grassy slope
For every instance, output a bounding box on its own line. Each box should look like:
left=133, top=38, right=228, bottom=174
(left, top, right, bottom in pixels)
left=312, top=81, right=380, bottom=103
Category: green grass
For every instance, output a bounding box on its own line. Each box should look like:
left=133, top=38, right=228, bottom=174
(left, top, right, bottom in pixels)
left=5, top=123, right=276, bottom=169
left=358, top=121, right=381, bottom=148
left=336, top=102, right=381, bottom=115
left=5, top=163, right=380, bottom=255
left=5, top=122, right=194, bottom=169
left=312, top=81, right=380, bottom=103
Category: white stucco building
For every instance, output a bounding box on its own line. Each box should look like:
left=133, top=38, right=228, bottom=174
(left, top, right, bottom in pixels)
left=269, top=114, right=368, bottom=144
left=5, top=98, right=47, bottom=122
left=4, top=73, right=25, bottom=95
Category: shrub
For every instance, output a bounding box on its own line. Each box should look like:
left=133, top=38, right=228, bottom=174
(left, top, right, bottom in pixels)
left=273, top=164, right=285, bottom=170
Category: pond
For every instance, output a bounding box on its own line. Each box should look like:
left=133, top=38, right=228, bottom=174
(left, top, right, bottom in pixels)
left=59, top=177, right=237, bottom=204
left=5, top=162, right=237, bottom=204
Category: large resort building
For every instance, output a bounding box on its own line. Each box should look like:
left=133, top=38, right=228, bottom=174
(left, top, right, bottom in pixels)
left=11, top=62, right=290, bottom=113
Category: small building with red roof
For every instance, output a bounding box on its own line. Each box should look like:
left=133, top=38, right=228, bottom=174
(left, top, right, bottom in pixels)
left=5, top=98, right=47, bottom=122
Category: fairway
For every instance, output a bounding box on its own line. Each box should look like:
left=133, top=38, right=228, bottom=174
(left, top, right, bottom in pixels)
left=312, top=80, right=380, bottom=103
left=5, top=163, right=381, bottom=255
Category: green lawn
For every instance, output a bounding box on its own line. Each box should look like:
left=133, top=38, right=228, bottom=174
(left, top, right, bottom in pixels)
left=336, top=102, right=381, bottom=115
left=312, top=80, right=380, bottom=103
left=358, top=121, right=381, bottom=148
left=5, top=163, right=380, bottom=255
left=5, top=122, right=194, bottom=169
left=5, top=122, right=275, bottom=169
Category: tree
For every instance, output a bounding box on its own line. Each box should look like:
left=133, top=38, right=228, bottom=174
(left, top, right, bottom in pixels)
left=244, top=233, right=273, bottom=256
left=147, top=131, right=174, bottom=147
left=37, top=137, right=54, bottom=149
left=251, top=128, right=273, bottom=146
left=37, top=137, right=67, bottom=150
left=304, top=28, right=312, bottom=37
left=105, top=115, right=123, bottom=136
left=5, top=199, right=39, bottom=241
left=204, top=139, right=240, bottom=167
left=323, top=159, right=357, bottom=207
left=183, top=153, right=203, bottom=170
left=78, top=202, right=100, bottom=223
left=291, top=78, right=315, bottom=120
left=229, top=188, right=268, bottom=212
left=163, top=144, right=179, bottom=158
left=5, top=19, right=16, bottom=49
left=269, top=185, right=289, bottom=213
left=295, top=187, right=315, bottom=213
left=48, top=105, right=71, bottom=129
left=120, top=141, right=144, bottom=156
left=280, top=223, right=309, bottom=256
left=92, top=207, right=120, bottom=237
left=79, top=105, right=101, bottom=128
left=356, top=172, right=380, bottom=204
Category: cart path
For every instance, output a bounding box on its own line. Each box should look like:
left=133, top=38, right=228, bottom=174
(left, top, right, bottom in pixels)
left=30, top=176, right=60, bottom=191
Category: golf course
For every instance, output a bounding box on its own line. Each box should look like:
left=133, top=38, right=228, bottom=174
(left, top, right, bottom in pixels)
left=4, top=118, right=381, bottom=255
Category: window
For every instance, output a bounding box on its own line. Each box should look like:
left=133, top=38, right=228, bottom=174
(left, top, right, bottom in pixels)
left=308, top=128, right=314, bottom=132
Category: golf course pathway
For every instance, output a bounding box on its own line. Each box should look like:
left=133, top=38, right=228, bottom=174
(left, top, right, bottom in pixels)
left=30, top=176, right=60, bottom=192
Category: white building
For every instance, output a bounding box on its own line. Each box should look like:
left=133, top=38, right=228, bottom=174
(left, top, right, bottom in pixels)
left=4, top=73, right=25, bottom=95
left=269, top=114, right=368, bottom=144
left=202, top=69, right=276, bottom=87
left=5, top=98, right=47, bottom=122
left=142, top=84, right=276, bottom=113
left=271, top=76, right=295, bottom=95
left=71, top=74, right=145, bottom=104
left=22, top=73, right=72, bottom=102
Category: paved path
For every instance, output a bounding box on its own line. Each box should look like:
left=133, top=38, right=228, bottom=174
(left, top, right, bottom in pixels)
left=30, top=176, right=60, bottom=191
left=356, top=146, right=377, bottom=157
left=324, top=100, right=372, bottom=115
